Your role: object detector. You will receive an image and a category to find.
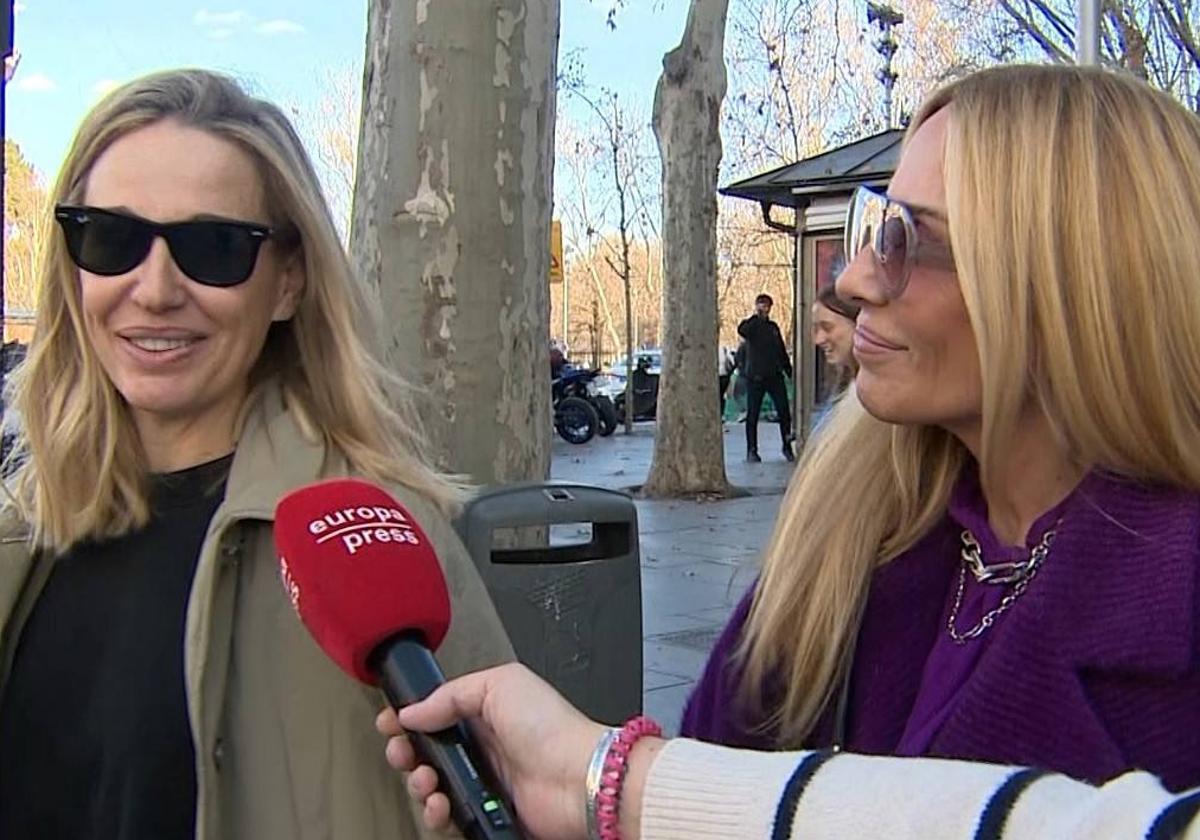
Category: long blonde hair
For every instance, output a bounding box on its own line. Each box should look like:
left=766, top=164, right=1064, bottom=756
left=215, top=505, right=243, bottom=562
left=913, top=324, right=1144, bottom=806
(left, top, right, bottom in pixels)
left=6, top=69, right=461, bottom=551
left=740, top=64, right=1200, bottom=745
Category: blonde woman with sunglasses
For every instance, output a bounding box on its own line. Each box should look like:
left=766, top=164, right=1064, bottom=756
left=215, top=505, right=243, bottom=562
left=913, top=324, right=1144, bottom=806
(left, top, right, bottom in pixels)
left=0, top=70, right=512, bottom=839
left=681, top=64, right=1200, bottom=792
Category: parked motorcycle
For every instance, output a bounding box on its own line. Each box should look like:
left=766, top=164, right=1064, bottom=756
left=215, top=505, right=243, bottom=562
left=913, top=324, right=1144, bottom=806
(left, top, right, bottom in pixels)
left=553, top=366, right=617, bottom=441
left=554, top=395, right=598, bottom=445
left=591, top=394, right=618, bottom=436
left=612, top=359, right=659, bottom=422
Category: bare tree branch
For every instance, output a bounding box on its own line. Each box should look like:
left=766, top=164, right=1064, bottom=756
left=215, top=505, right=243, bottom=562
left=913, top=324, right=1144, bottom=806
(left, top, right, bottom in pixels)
left=1027, top=0, right=1077, bottom=44
left=1157, top=0, right=1200, bottom=67
left=997, top=0, right=1073, bottom=60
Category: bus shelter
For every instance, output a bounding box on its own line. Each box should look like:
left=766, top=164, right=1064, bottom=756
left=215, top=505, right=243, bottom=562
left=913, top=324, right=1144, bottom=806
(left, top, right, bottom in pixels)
left=720, top=129, right=903, bottom=441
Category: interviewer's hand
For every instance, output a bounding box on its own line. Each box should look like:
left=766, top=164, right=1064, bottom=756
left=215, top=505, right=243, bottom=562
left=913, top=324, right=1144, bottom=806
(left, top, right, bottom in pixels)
left=375, top=663, right=607, bottom=840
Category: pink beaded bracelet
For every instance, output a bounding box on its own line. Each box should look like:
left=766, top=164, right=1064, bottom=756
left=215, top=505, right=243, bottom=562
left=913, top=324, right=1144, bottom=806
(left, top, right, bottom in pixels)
left=594, top=715, right=663, bottom=840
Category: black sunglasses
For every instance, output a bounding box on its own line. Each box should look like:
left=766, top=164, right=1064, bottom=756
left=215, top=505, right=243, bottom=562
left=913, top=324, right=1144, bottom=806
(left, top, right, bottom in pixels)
left=54, top=204, right=276, bottom=287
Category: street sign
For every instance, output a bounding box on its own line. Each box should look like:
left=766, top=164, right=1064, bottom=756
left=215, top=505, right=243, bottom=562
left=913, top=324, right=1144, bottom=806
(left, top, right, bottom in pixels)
left=1, top=0, right=10, bottom=59
left=549, top=220, right=563, bottom=284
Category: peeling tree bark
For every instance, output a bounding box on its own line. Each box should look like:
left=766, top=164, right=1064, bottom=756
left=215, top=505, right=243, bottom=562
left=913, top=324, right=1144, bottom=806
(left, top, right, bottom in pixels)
left=642, top=0, right=732, bottom=498
left=352, top=0, right=558, bottom=486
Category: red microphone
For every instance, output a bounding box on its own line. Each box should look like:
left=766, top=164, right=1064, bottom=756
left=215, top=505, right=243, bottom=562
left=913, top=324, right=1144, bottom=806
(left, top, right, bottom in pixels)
left=275, top=479, right=521, bottom=840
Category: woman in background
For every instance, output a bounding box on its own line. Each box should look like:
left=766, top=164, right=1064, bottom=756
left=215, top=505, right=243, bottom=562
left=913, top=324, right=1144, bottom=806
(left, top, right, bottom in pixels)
left=811, top=281, right=859, bottom=395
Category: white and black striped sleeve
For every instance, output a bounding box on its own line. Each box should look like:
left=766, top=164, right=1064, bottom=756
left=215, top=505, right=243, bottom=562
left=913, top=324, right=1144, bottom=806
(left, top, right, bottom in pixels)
left=641, top=739, right=1200, bottom=840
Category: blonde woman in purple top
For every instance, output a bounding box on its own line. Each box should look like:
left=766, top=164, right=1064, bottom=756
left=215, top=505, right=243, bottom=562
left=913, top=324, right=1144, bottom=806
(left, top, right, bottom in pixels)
left=680, top=64, right=1200, bottom=790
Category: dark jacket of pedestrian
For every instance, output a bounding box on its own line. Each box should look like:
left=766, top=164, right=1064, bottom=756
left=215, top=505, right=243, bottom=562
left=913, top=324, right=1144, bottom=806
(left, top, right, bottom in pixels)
left=737, top=315, right=792, bottom=381
left=549, top=345, right=567, bottom=379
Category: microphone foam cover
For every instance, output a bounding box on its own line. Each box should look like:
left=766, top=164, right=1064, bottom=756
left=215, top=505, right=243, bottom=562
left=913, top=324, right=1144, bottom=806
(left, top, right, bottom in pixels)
left=274, top=478, right=451, bottom=684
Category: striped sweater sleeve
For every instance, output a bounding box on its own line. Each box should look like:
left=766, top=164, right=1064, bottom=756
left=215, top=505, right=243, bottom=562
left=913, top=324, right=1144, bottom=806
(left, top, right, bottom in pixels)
left=641, top=739, right=1200, bottom=840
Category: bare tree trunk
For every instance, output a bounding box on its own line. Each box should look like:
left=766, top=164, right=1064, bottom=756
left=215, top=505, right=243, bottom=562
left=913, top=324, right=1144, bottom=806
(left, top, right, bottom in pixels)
left=581, top=259, right=624, bottom=354
left=643, top=0, right=732, bottom=497
left=352, top=0, right=558, bottom=487
left=623, top=266, right=635, bottom=434
left=607, top=116, right=636, bottom=435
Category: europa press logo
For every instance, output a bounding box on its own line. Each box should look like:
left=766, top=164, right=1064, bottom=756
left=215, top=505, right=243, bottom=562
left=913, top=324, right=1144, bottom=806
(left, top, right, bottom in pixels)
left=279, top=557, right=301, bottom=611
left=308, top=504, right=423, bottom=555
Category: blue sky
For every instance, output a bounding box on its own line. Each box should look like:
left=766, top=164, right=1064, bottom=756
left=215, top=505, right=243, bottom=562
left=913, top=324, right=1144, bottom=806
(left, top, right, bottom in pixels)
left=7, top=0, right=689, bottom=182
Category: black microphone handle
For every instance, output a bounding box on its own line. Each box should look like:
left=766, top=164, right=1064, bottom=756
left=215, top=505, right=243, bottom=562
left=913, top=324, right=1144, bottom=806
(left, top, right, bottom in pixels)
left=371, top=635, right=524, bottom=840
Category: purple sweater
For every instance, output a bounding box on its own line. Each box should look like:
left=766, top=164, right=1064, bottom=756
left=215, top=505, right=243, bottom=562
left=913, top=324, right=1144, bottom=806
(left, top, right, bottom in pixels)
left=680, top=468, right=1200, bottom=791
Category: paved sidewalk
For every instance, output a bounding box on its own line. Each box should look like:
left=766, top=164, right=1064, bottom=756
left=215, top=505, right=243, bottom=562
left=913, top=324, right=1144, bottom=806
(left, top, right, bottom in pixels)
left=550, top=421, right=795, bottom=734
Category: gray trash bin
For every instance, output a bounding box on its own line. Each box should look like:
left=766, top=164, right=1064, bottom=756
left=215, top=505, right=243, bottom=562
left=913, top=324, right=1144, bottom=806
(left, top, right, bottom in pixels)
left=455, top=482, right=642, bottom=725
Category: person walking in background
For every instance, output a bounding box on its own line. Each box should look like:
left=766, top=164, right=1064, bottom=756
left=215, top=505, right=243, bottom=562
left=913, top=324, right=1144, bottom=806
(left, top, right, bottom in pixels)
left=549, top=339, right=568, bottom=379
left=717, top=345, right=736, bottom=419
left=737, top=293, right=793, bottom=462
left=730, top=339, right=749, bottom=423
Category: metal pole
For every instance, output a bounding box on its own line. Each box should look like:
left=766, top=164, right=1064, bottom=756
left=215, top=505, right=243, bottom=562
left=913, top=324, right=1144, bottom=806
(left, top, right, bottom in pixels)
left=561, top=271, right=568, bottom=348
left=867, top=2, right=902, bottom=129
left=1077, top=0, right=1101, bottom=65
left=882, top=53, right=893, bottom=128
left=1, top=0, right=13, bottom=411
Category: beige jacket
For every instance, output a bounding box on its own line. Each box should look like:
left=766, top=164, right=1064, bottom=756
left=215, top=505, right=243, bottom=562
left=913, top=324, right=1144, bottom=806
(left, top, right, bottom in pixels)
left=0, top=386, right=514, bottom=839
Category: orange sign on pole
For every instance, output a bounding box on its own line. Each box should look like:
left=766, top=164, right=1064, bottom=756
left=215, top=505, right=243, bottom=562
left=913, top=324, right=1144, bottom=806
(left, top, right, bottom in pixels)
left=550, top=220, right=563, bottom=283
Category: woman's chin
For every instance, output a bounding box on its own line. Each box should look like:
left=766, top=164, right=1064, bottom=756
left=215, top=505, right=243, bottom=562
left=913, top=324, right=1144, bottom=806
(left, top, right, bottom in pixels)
left=855, top=378, right=916, bottom=425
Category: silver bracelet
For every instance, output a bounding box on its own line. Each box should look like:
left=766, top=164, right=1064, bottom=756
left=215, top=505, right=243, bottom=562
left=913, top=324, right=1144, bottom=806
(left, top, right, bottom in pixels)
left=585, top=728, right=618, bottom=840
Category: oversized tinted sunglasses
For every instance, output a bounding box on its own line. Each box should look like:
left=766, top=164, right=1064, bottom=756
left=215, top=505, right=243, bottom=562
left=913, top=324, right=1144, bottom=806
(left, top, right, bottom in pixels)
left=843, top=185, right=955, bottom=300
left=54, top=205, right=276, bottom=287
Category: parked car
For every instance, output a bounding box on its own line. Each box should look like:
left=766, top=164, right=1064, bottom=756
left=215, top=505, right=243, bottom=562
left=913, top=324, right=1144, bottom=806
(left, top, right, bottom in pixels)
left=600, top=349, right=661, bottom=401
left=606, top=349, right=663, bottom=381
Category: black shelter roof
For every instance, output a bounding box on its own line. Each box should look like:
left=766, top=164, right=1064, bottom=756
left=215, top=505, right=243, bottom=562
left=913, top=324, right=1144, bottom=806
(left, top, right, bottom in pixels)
left=721, top=128, right=904, bottom=208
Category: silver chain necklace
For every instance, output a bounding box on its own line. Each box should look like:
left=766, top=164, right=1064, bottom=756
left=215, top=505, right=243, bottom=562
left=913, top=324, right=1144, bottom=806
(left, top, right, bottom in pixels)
left=946, top=526, right=1057, bottom=644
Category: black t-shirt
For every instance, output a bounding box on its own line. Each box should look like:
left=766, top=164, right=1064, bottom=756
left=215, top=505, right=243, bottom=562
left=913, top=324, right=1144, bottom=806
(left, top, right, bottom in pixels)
left=0, top=454, right=232, bottom=840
